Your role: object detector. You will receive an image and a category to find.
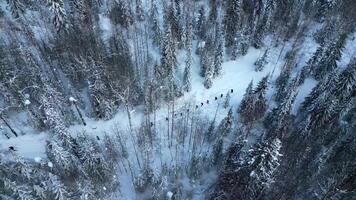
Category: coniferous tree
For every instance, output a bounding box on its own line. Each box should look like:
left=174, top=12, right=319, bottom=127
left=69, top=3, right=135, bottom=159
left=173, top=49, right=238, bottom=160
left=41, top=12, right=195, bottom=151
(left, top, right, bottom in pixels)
left=333, top=58, right=356, bottom=100
left=182, top=57, right=192, bottom=92
left=313, top=33, right=348, bottom=80
left=135, top=0, right=145, bottom=21
left=252, top=75, right=269, bottom=121
left=217, top=108, right=233, bottom=137
left=223, top=0, right=241, bottom=48
left=109, top=0, right=134, bottom=28
left=254, top=49, right=269, bottom=72
left=265, top=75, right=299, bottom=139
left=238, top=80, right=254, bottom=124
left=212, top=138, right=224, bottom=166
left=213, top=22, right=224, bottom=77
left=149, top=0, right=161, bottom=47
left=196, top=6, right=207, bottom=40
left=245, top=138, right=282, bottom=199
left=224, top=92, right=231, bottom=109
left=5, top=0, right=25, bottom=19
left=275, top=64, right=293, bottom=103
left=45, top=0, right=68, bottom=33
left=161, top=25, right=177, bottom=78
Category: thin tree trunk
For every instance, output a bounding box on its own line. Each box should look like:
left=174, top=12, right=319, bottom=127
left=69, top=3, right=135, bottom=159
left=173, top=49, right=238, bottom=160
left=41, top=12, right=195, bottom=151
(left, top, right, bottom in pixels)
left=0, top=115, right=18, bottom=137
left=73, top=102, right=86, bottom=126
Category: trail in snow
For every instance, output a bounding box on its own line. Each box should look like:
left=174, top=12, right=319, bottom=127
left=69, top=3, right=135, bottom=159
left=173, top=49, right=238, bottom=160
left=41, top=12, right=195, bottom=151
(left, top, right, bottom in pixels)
left=0, top=44, right=315, bottom=158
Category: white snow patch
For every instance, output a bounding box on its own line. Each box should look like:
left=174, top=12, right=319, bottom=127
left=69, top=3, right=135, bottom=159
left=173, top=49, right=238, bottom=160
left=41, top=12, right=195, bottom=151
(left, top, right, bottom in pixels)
left=24, top=99, right=31, bottom=105
left=167, top=191, right=174, bottom=199
left=69, top=97, right=77, bottom=102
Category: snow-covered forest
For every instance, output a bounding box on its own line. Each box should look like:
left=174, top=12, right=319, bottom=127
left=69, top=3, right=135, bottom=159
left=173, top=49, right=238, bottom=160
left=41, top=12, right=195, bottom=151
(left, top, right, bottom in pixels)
left=0, top=0, right=355, bottom=199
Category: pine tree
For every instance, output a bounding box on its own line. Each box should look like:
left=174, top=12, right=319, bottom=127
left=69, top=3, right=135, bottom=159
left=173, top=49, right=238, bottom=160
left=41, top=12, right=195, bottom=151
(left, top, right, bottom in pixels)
left=46, top=140, right=77, bottom=177
left=5, top=0, right=25, bottom=19
left=47, top=173, right=69, bottom=200
left=275, top=64, right=293, bottom=103
left=246, top=138, right=282, bottom=199
left=213, top=22, right=224, bottom=77
left=313, top=34, right=348, bottom=80
left=149, top=0, right=161, bottom=46
left=3, top=178, right=35, bottom=200
left=182, top=56, right=192, bottom=92
left=252, top=14, right=267, bottom=49
left=204, top=72, right=213, bottom=89
left=161, top=25, right=177, bottom=78
left=239, top=76, right=269, bottom=125
left=165, top=2, right=182, bottom=43
left=224, top=92, right=231, bottom=109
left=333, top=58, right=356, bottom=100
left=265, top=76, right=299, bottom=138
left=238, top=80, right=254, bottom=124
left=252, top=75, right=269, bottom=121
left=45, top=0, right=68, bottom=33
left=196, top=6, right=207, bottom=40
left=223, top=0, right=241, bottom=48
left=212, top=138, right=224, bottom=166
left=109, top=0, right=134, bottom=28
left=135, top=0, right=145, bottom=21
left=254, top=49, right=269, bottom=72
left=218, top=108, right=233, bottom=137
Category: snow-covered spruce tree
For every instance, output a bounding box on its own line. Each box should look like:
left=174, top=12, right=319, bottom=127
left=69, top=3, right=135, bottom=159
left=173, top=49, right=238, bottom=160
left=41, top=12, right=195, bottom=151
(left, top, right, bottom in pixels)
left=46, top=173, right=70, bottom=200
left=183, top=21, right=193, bottom=92
left=211, top=138, right=224, bottom=166
left=135, top=0, right=145, bottom=21
left=149, top=0, right=161, bottom=47
left=183, top=55, right=192, bottom=92
left=76, top=134, right=116, bottom=192
left=314, top=0, right=337, bottom=22
left=299, top=45, right=325, bottom=85
left=5, top=0, right=25, bottom=19
left=238, top=80, right=254, bottom=125
left=213, top=22, right=224, bottom=78
left=245, top=138, right=282, bottom=199
left=201, top=35, right=215, bottom=78
left=254, top=49, right=269, bottom=72
left=204, top=71, right=213, bottom=89
left=45, top=0, right=68, bottom=33
left=161, top=25, right=177, bottom=78
left=196, top=6, right=207, bottom=40
left=264, top=75, right=299, bottom=139
left=217, top=108, right=233, bottom=137
left=333, top=57, right=356, bottom=101
left=275, top=48, right=298, bottom=102
left=251, top=75, right=269, bottom=122
left=109, top=0, right=133, bottom=28
left=223, top=0, right=241, bottom=48
left=3, top=178, right=36, bottom=200
left=224, top=92, right=231, bottom=109
left=313, top=33, right=348, bottom=80
left=41, top=88, right=78, bottom=150
left=46, top=140, right=79, bottom=177
left=274, top=64, right=293, bottom=103
left=210, top=136, right=247, bottom=199
left=165, top=2, right=182, bottom=44
left=252, top=14, right=268, bottom=49
left=86, top=58, right=114, bottom=119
